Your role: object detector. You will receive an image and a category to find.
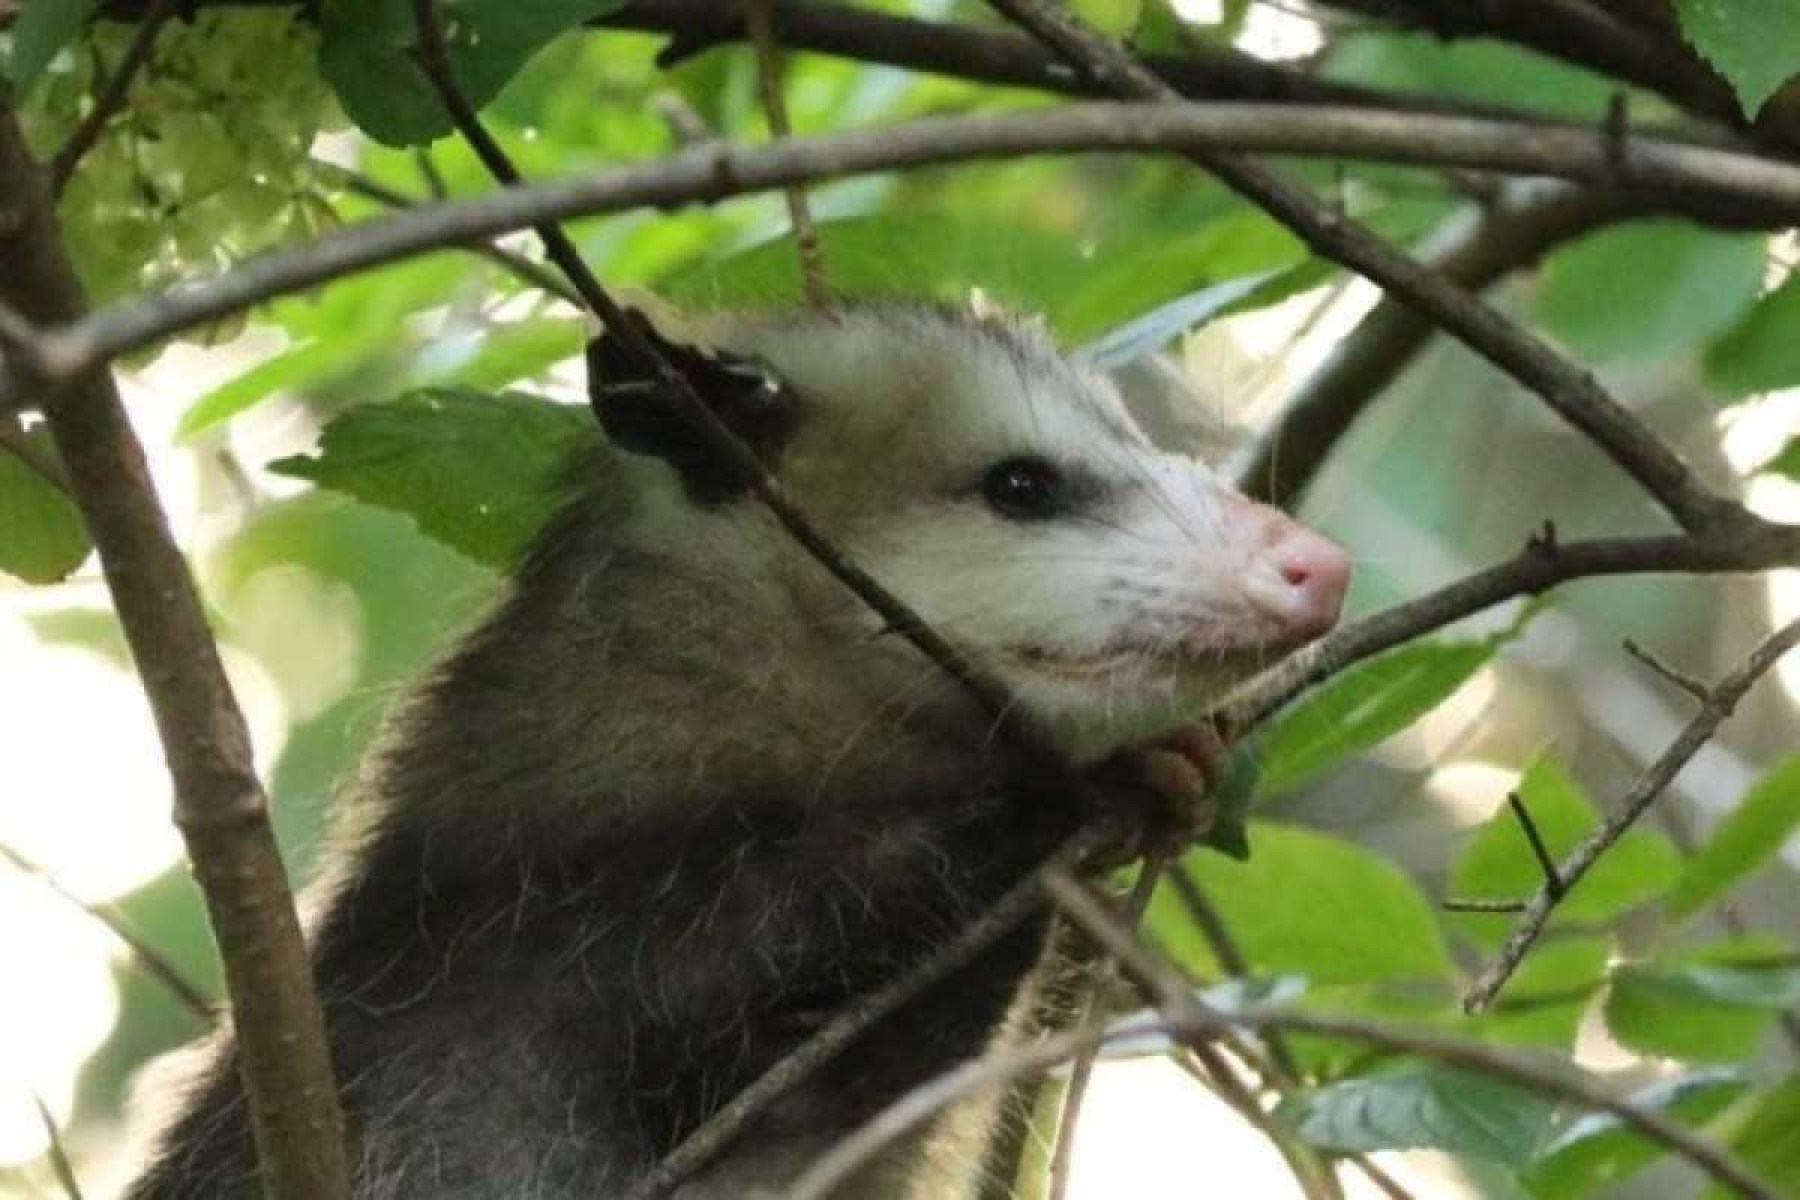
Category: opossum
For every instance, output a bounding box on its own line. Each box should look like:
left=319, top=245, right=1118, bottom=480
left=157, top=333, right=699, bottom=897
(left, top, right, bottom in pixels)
left=125, top=301, right=1349, bottom=1199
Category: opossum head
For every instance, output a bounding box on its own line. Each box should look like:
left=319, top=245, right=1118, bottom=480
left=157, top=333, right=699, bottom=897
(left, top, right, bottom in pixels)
left=591, top=302, right=1349, bottom=765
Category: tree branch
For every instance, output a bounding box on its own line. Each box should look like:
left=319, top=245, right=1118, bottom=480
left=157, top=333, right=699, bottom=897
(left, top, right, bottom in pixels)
left=0, top=97, right=348, bottom=1200
left=11, top=101, right=1800, bottom=416
left=1463, top=618, right=1800, bottom=1012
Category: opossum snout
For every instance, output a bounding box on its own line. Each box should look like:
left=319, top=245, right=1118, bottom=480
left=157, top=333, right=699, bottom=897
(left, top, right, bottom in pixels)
left=1225, top=497, right=1350, bottom=642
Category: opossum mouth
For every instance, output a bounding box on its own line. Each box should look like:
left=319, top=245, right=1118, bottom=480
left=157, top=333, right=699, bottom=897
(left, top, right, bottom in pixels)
left=1013, top=637, right=1297, bottom=681
left=1013, top=645, right=1146, bottom=680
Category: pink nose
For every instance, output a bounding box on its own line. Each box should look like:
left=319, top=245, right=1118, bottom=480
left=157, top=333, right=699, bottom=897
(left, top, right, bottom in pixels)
left=1264, top=522, right=1351, bottom=637
left=1228, top=499, right=1351, bottom=641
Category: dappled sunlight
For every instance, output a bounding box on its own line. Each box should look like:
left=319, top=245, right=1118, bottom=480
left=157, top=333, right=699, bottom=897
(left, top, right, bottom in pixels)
left=0, top=873, right=121, bottom=1167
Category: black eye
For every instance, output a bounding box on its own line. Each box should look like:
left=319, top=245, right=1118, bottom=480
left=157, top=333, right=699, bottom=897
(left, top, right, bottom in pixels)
left=981, top=457, right=1064, bottom=521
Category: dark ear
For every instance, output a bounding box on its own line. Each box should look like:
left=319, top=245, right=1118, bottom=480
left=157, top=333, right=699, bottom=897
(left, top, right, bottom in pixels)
left=585, top=311, right=801, bottom=504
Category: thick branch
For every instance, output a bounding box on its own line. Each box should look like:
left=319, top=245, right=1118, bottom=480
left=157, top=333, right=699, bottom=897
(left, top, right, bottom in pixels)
left=11, top=101, right=1800, bottom=415
left=0, top=100, right=348, bottom=1200
left=1463, top=618, right=1800, bottom=1012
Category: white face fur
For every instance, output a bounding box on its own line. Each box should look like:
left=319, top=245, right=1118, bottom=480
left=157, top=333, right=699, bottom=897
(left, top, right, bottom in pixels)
left=686, top=304, right=1351, bottom=766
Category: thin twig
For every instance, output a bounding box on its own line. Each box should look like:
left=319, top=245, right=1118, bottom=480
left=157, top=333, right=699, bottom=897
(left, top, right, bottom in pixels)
left=47, top=0, right=175, bottom=196
left=1464, top=619, right=1800, bottom=1012
left=982, top=0, right=1732, bottom=534
left=1507, top=791, right=1565, bottom=896
left=1443, top=897, right=1529, bottom=914
left=781, top=1015, right=1157, bottom=1200
left=30, top=1093, right=84, bottom=1200
left=1163, top=865, right=1301, bottom=1085
left=0, top=843, right=215, bottom=1021
left=1082, top=870, right=1344, bottom=1200
left=14, top=100, right=1800, bottom=413
left=1623, top=636, right=1711, bottom=702
left=1042, top=867, right=1781, bottom=1200
left=744, top=0, right=829, bottom=308
left=1045, top=847, right=1169, bottom=1200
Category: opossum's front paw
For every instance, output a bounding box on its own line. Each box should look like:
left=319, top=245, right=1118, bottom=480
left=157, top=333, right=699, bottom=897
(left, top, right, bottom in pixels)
left=1102, top=721, right=1231, bottom=856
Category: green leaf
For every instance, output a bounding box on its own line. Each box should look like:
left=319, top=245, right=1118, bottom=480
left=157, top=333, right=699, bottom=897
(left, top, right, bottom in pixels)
left=1676, top=0, right=1800, bottom=117
left=1526, top=1069, right=1747, bottom=1199
left=1050, top=210, right=1305, bottom=343
left=1075, top=271, right=1278, bottom=371
left=1705, top=275, right=1800, bottom=400
left=1760, top=438, right=1800, bottom=480
left=660, top=214, right=1096, bottom=329
left=1671, top=755, right=1800, bottom=918
left=1706, top=1076, right=1800, bottom=1200
left=0, top=430, right=90, bottom=584
left=1450, top=754, right=1682, bottom=947
left=318, top=0, right=629, bottom=146
left=1605, top=950, right=1800, bottom=1062
left=424, top=317, right=586, bottom=391
left=1278, top=1064, right=1557, bottom=1164
left=179, top=338, right=372, bottom=440
left=1198, top=743, right=1259, bottom=862
left=1148, top=823, right=1454, bottom=986
left=5, top=0, right=103, bottom=93
left=268, top=387, right=595, bottom=567
left=1325, top=32, right=1617, bottom=118
left=1254, top=630, right=1508, bottom=797
left=1537, top=222, right=1766, bottom=364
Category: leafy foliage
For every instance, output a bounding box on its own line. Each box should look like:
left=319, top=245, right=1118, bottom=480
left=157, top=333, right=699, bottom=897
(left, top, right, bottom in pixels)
left=1148, top=823, right=1454, bottom=986
left=1536, top=222, right=1766, bottom=365
left=1676, top=0, right=1800, bottom=116
left=0, top=431, right=88, bottom=584
left=1279, top=1063, right=1556, bottom=1164
left=1670, top=755, right=1800, bottom=918
left=319, top=0, right=629, bottom=146
left=1525, top=1070, right=1748, bottom=1197
left=269, top=387, right=594, bottom=568
left=1253, top=608, right=1536, bottom=797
